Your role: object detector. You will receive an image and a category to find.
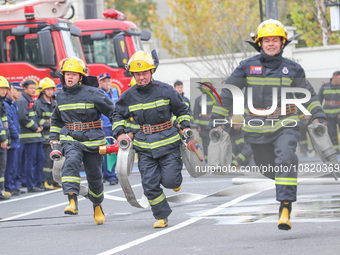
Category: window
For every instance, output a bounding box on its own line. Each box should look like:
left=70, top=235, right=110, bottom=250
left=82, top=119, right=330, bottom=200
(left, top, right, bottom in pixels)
left=130, top=28, right=143, bottom=52
left=81, top=33, right=119, bottom=68
left=2, top=27, right=51, bottom=66
left=59, top=22, right=83, bottom=58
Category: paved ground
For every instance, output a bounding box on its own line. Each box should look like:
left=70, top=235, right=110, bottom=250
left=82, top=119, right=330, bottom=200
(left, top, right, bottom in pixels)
left=1, top=159, right=340, bottom=255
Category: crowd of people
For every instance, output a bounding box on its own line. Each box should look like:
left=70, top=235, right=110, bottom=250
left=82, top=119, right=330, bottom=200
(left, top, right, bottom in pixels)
left=0, top=70, right=120, bottom=202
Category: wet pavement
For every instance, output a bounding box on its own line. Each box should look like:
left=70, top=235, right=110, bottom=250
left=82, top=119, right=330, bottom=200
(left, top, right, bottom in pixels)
left=1, top=158, right=340, bottom=255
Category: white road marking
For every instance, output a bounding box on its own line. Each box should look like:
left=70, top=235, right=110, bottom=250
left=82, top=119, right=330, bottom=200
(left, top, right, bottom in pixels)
left=97, top=188, right=272, bottom=255
left=0, top=180, right=87, bottom=205
left=0, top=184, right=141, bottom=222
left=0, top=189, right=61, bottom=204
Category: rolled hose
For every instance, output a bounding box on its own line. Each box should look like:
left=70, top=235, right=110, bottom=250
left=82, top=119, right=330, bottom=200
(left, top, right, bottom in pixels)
left=209, top=128, right=222, bottom=143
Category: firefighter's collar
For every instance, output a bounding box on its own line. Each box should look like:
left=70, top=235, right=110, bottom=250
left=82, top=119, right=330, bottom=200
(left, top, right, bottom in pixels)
left=260, top=49, right=283, bottom=69
left=63, top=83, right=82, bottom=94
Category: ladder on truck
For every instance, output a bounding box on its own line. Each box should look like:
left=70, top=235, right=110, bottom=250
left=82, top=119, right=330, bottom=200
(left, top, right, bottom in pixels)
left=0, top=0, right=73, bottom=21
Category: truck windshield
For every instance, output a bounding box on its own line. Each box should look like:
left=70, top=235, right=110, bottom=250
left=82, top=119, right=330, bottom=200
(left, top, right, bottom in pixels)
left=59, top=23, right=83, bottom=58
left=130, top=28, right=143, bottom=52
left=81, top=34, right=119, bottom=68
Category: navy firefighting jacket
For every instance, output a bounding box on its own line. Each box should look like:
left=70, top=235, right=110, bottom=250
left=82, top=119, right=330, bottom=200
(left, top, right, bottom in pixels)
left=112, top=80, right=191, bottom=158
left=318, top=81, right=340, bottom=118
left=229, top=127, right=252, bottom=167
left=17, top=91, right=44, bottom=144
left=0, top=96, right=8, bottom=146
left=49, top=83, right=114, bottom=151
left=212, top=51, right=326, bottom=144
left=35, top=94, right=56, bottom=143
left=193, top=93, right=216, bottom=131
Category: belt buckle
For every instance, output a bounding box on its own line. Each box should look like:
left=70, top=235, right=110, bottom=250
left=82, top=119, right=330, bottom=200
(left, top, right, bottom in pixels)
left=143, top=124, right=152, bottom=134
left=73, top=122, right=82, bottom=131
left=267, top=107, right=279, bottom=119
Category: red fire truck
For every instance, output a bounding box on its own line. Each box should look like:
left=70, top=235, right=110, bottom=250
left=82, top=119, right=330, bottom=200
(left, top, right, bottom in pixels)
left=0, top=1, right=150, bottom=94
left=74, top=9, right=151, bottom=95
left=0, top=0, right=83, bottom=85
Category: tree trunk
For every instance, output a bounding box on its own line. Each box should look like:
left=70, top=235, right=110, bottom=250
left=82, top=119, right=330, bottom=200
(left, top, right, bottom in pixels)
left=315, top=0, right=331, bottom=46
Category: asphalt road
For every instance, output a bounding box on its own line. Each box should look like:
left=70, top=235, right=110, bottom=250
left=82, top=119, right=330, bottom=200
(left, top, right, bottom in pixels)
left=1, top=159, right=340, bottom=255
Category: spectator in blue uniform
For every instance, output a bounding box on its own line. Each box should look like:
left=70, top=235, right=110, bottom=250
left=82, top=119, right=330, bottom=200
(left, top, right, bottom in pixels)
left=4, top=82, right=25, bottom=195
left=98, top=73, right=119, bottom=185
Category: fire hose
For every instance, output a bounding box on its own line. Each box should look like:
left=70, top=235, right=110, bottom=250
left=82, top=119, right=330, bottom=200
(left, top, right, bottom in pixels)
left=99, top=135, right=149, bottom=208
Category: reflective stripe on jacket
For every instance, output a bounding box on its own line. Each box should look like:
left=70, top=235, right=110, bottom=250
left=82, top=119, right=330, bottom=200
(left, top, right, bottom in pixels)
left=112, top=80, right=190, bottom=158
left=50, top=83, right=114, bottom=151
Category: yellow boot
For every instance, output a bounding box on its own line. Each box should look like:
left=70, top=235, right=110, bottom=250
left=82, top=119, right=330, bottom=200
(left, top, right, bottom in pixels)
left=64, top=193, right=78, bottom=215
left=173, top=185, right=181, bottom=192
left=44, top=181, right=53, bottom=190
left=278, top=202, right=292, bottom=230
left=51, top=183, right=62, bottom=190
left=94, top=204, right=105, bottom=225
left=2, top=190, right=12, bottom=197
left=153, top=218, right=168, bottom=228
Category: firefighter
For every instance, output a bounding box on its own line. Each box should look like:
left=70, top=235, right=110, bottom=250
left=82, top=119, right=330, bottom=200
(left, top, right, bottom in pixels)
left=318, top=71, right=340, bottom=153
left=229, top=115, right=253, bottom=168
left=211, top=19, right=326, bottom=230
left=49, top=57, right=114, bottom=225
left=35, top=78, right=59, bottom=189
left=193, top=81, right=216, bottom=161
left=0, top=76, right=11, bottom=199
left=112, top=51, right=191, bottom=228
left=17, top=79, right=45, bottom=193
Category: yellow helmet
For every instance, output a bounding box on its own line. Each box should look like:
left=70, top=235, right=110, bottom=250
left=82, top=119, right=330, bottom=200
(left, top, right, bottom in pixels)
left=59, top=57, right=88, bottom=76
left=39, top=77, right=56, bottom=92
left=231, top=115, right=244, bottom=123
left=255, top=19, right=288, bottom=44
left=127, top=51, right=156, bottom=73
left=0, top=76, right=9, bottom=88
left=129, top=77, right=136, bottom=87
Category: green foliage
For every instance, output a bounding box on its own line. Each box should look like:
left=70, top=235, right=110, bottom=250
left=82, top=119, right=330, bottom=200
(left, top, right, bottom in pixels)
left=106, top=0, right=157, bottom=30
left=152, top=0, right=260, bottom=58
left=287, top=0, right=340, bottom=47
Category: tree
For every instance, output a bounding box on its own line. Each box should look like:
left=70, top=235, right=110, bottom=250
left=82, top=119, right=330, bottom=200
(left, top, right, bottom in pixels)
left=105, top=0, right=157, bottom=30
left=152, top=0, right=264, bottom=77
left=287, top=0, right=340, bottom=47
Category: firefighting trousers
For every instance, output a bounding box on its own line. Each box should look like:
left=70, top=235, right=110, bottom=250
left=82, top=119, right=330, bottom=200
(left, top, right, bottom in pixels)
left=0, top=149, right=6, bottom=191
left=22, top=142, right=45, bottom=191
left=138, top=151, right=183, bottom=219
left=5, top=148, right=18, bottom=191
left=61, top=142, right=104, bottom=205
left=250, top=128, right=299, bottom=202
left=16, top=144, right=25, bottom=187
left=326, top=117, right=340, bottom=152
left=42, top=144, right=54, bottom=184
